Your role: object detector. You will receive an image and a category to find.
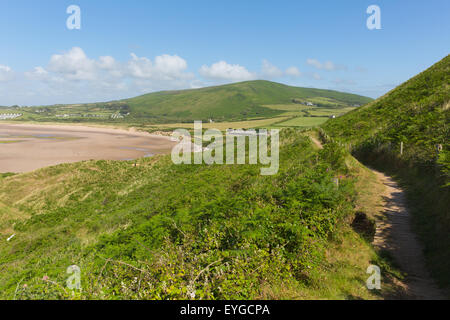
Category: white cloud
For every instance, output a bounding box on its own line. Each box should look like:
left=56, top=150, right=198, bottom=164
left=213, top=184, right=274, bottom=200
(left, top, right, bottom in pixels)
left=128, top=53, right=191, bottom=81
left=0, top=65, right=12, bottom=73
left=306, top=58, right=346, bottom=71
left=128, top=54, right=153, bottom=78
left=154, top=54, right=188, bottom=75
left=261, top=59, right=283, bottom=78
left=0, top=65, right=14, bottom=81
left=25, top=66, right=49, bottom=79
left=98, top=56, right=123, bottom=78
left=48, top=47, right=97, bottom=81
left=307, top=58, right=325, bottom=69
left=285, top=66, right=301, bottom=77
left=98, top=56, right=116, bottom=70
left=32, top=66, right=48, bottom=75
left=200, top=60, right=302, bottom=82
left=0, top=47, right=199, bottom=105
left=125, top=53, right=194, bottom=93
left=45, top=48, right=193, bottom=83
left=199, top=61, right=255, bottom=81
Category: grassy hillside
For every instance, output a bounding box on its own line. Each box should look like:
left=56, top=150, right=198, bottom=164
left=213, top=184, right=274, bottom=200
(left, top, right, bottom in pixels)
left=0, top=129, right=396, bottom=300
left=125, top=80, right=372, bottom=122
left=323, top=55, right=449, bottom=159
left=2, top=81, right=372, bottom=125
left=322, top=54, right=450, bottom=292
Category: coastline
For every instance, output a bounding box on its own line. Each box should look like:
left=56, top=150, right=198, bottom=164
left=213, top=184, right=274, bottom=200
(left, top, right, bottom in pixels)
left=0, top=122, right=177, bottom=173
left=0, top=121, right=174, bottom=140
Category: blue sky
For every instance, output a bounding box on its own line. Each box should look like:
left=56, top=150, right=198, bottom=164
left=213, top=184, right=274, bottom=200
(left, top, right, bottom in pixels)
left=0, top=0, right=449, bottom=105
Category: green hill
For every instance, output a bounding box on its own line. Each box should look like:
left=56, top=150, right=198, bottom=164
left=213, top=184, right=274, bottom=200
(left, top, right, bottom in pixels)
left=322, top=54, right=450, bottom=291
left=4, top=81, right=372, bottom=125
left=323, top=55, right=449, bottom=157
left=124, top=80, right=372, bottom=122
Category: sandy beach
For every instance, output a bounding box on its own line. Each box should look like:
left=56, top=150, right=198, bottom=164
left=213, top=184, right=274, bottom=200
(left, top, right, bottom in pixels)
left=0, top=123, right=177, bottom=173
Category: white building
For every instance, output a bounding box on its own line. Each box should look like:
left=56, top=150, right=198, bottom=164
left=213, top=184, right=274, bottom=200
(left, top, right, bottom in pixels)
left=0, top=113, right=22, bottom=120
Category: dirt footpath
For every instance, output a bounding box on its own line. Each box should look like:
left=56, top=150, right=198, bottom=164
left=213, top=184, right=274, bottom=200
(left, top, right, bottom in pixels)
left=372, top=170, right=445, bottom=300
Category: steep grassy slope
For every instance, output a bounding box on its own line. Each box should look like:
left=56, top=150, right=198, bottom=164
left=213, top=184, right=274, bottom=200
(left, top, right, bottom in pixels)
left=0, top=129, right=389, bottom=300
left=125, top=80, right=372, bottom=122
left=323, top=55, right=449, bottom=158
left=322, top=54, right=450, bottom=292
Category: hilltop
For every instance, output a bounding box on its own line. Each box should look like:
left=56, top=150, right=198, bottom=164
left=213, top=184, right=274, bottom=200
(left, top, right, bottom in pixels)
left=123, top=80, right=372, bottom=122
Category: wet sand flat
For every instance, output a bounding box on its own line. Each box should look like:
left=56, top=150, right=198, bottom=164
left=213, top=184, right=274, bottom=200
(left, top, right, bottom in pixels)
left=0, top=123, right=177, bottom=173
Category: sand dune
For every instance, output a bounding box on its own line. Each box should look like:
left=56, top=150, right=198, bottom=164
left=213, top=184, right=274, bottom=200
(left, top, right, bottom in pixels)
left=0, top=123, right=177, bottom=173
